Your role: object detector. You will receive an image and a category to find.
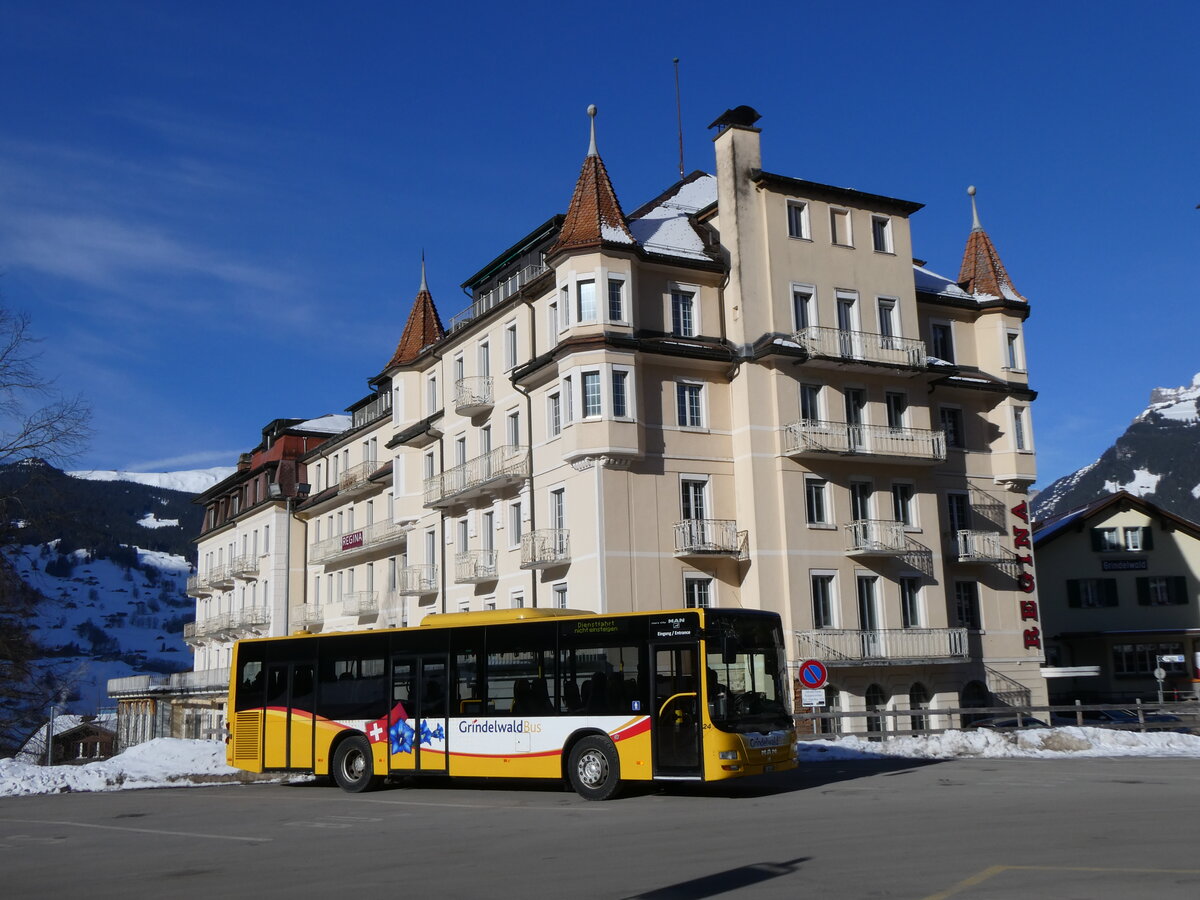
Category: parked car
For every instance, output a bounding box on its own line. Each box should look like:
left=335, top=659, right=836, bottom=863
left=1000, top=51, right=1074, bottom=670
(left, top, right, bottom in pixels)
left=963, top=715, right=1049, bottom=730
left=1053, top=709, right=1190, bottom=732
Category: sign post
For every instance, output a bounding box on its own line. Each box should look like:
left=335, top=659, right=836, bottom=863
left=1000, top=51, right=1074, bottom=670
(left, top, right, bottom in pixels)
left=1156, top=655, right=1184, bottom=703
left=797, top=659, right=829, bottom=733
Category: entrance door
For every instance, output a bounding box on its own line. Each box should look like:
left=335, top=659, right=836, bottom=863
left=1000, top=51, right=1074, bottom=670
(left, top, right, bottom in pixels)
left=389, top=654, right=449, bottom=773
left=650, top=645, right=702, bottom=778
left=837, top=296, right=859, bottom=358
left=262, top=663, right=315, bottom=769
left=857, top=576, right=882, bottom=658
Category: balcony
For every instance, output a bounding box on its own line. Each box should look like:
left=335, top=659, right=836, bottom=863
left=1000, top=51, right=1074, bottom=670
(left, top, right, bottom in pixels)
left=521, top=528, right=570, bottom=569
left=454, top=376, right=494, bottom=416
left=424, top=444, right=530, bottom=508
left=844, top=519, right=909, bottom=556
left=292, top=604, right=324, bottom=627
left=397, top=564, right=438, bottom=596
left=340, top=591, right=380, bottom=617
left=186, top=574, right=211, bottom=598
left=955, top=530, right=1018, bottom=565
left=796, top=627, right=968, bottom=665
left=793, top=325, right=927, bottom=371
left=448, top=263, right=548, bottom=332
left=455, top=550, right=498, bottom=584
left=208, top=564, right=235, bottom=590
left=107, top=668, right=230, bottom=698
left=352, top=392, right=391, bottom=430
left=673, top=519, right=748, bottom=559
left=232, top=606, right=270, bottom=632
left=183, top=621, right=201, bottom=645
left=782, top=420, right=946, bottom=464
left=310, top=518, right=413, bottom=565
left=338, top=460, right=382, bottom=498
left=230, top=554, right=259, bottom=580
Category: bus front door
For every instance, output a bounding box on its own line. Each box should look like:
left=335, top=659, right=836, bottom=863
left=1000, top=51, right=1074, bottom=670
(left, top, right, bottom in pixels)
left=650, top=645, right=703, bottom=778
left=389, top=655, right=449, bottom=774
left=262, top=663, right=315, bottom=770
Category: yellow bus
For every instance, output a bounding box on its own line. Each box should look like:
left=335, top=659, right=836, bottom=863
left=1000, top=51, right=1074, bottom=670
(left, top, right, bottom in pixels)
left=226, top=607, right=796, bottom=799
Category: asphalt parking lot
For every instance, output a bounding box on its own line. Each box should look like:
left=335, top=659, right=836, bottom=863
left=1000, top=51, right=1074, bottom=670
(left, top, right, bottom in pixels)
left=2, top=756, right=1199, bottom=899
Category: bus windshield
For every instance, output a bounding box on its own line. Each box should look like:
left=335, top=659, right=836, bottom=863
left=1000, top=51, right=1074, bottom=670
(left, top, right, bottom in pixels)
left=705, top=612, right=791, bottom=734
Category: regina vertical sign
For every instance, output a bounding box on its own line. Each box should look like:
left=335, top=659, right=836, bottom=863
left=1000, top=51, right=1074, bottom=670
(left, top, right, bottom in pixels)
left=1011, top=500, right=1040, bottom=650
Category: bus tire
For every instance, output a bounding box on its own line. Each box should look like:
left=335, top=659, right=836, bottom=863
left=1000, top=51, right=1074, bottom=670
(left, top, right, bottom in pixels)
left=332, top=735, right=382, bottom=793
left=568, top=735, right=621, bottom=801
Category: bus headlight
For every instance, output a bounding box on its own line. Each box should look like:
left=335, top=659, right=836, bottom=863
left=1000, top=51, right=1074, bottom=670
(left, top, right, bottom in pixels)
left=718, top=750, right=740, bottom=760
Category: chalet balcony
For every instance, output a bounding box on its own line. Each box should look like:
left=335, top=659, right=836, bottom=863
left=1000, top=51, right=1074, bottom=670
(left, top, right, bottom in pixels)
left=455, top=550, right=498, bottom=584
left=845, top=519, right=908, bottom=556
left=521, top=528, right=570, bottom=569
left=186, top=575, right=211, bottom=598
left=955, top=530, right=1017, bottom=565
left=310, top=518, right=413, bottom=565
left=796, top=627, right=969, bottom=665
left=292, top=604, right=324, bottom=627
left=397, top=564, right=438, bottom=596
left=424, top=444, right=530, bottom=508
left=230, top=554, right=259, bottom=580
left=782, top=420, right=946, bottom=464
left=793, top=325, right=927, bottom=371
left=448, top=263, right=548, bottom=332
left=338, top=460, right=382, bottom=498
left=673, top=519, right=748, bottom=559
left=208, top=564, right=235, bottom=590
left=454, top=376, right=494, bottom=416
left=340, top=591, right=379, bottom=617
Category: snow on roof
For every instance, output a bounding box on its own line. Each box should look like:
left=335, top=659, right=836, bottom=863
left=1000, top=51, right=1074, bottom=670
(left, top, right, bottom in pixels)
left=296, top=414, right=352, bottom=434
left=629, top=174, right=716, bottom=261
left=913, top=265, right=972, bottom=299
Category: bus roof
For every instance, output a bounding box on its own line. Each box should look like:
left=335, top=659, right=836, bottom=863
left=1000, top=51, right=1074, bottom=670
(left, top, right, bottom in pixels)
left=418, top=608, right=596, bottom=627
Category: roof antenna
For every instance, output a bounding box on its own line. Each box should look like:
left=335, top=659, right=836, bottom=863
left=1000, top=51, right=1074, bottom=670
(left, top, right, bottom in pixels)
left=673, top=58, right=685, bottom=180
left=968, top=185, right=983, bottom=231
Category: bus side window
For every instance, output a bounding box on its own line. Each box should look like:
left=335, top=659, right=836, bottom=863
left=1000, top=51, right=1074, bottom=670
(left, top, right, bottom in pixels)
left=236, top=660, right=264, bottom=711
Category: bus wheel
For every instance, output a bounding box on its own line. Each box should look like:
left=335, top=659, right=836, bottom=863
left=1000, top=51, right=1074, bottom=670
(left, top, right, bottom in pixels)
left=332, top=736, right=382, bottom=793
left=568, top=736, right=621, bottom=801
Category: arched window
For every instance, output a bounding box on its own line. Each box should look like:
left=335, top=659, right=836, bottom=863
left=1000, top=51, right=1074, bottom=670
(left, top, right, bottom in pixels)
left=960, top=680, right=989, bottom=727
left=909, top=682, right=930, bottom=732
left=865, top=683, right=889, bottom=741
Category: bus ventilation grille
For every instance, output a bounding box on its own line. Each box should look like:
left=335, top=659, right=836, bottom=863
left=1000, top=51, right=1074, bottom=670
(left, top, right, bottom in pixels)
left=233, top=711, right=262, bottom=760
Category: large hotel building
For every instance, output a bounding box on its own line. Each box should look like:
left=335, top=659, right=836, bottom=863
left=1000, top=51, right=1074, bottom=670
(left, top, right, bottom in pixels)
left=110, top=105, right=1046, bottom=743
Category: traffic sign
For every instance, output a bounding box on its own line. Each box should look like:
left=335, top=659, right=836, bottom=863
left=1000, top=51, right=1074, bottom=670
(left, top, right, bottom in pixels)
left=1159, top=655, right=1185, bottom=664
left=1153, top=667, right=1167, bottom=681
left=801, top=689, right=826, bottom=707
left=798, top=659, right=828, bottom=690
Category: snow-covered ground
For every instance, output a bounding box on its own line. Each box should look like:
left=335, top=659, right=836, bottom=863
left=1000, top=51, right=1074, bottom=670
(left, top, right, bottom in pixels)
left=4, top=728, right=1199, bottom=798
left=68, top=466, right=236, bottom=494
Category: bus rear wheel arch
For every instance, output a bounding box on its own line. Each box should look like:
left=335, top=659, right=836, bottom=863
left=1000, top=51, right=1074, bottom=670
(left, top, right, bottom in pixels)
left=331, top=734, right=383, bottom=793
left=567, top=734, right=621, bottom=801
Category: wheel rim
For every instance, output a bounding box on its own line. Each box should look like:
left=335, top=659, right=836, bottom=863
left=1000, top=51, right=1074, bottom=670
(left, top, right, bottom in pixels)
left=577, top=749, right=608, bottom=788
left=343, top=748, right=366, bottom=781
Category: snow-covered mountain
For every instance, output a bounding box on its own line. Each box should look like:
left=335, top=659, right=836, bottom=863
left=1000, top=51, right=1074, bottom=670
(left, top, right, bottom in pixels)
left=1034, top=373, right=1200, bottom=523
left=68, top=466, right=235, bottom=494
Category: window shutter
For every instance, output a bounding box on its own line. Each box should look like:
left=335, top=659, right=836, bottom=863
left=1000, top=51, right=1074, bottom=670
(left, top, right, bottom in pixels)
left=1142, top=527, right=1154, bottom=550
left=1066, top=580, right=1080, bottom=608
left=1136, top=578, right=1150, bottom=606
left=1171, top=575, right=1187, bottom=604
left=1104, top=579, right=1119, bottom=607
left=1090, top=529, right=1104, bottom=552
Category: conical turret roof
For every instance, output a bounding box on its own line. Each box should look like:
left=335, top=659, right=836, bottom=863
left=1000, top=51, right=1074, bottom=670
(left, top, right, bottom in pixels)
left=386, top=260, right=445, bottom=368
left=548, top=105, right=635, bottom=257
left=957, top=186, right=1026, bottom=302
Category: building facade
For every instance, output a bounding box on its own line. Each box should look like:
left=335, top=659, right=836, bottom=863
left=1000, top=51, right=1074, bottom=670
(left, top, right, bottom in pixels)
left=112, top=103, right=1048, bottom=742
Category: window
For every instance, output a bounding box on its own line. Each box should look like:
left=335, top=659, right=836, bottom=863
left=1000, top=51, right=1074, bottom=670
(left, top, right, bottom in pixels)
left=507, top=500, right=523, bottom=548
left=480, top=424, right=492, bottom=455
left=423, top=451, right=435, bottom=480
left=676, top=382, right=704, bottom=428
left=811, top=573, right=835, bottom=629
left=454, top=436, right=467, bottom=466
left=681, top=478, right=707, bottom=520
left=684, top=576, right=712, bottom=608
left=478, top=340, right=490, bottom=377
left=511, top=590, right=525, bottom=609
left=608, top=279, right=624, bottom=321
left=1005, top=330, right=1022, bottom=371
left=506, top=410, right=521, bottom=447
left=908, top=683, right=930, bottom=732
left=505, top=323, right=518, bottom=371
left=548, top=301, right=560, bottom=342
left=1067, top=578, right=1118, bottom=608
left=930, top=322, right=954, bottom=363
left=946, top=492, right=970, bottom=534
left=1013, top=406, right=1028, bottom=451
left=671, top=290, right=696, bottom=336
left=805, top=477, right=829, bottom=525
left=577, top=280, right=596, bottom=322
left=787, top=200, right=810, bottom=239
left=850, top=481, right=872, bottom=522
left=552, top=583, right=568, bottom=609
left=871, top=215, right=893, bottom=253
left=453, top=353, right=465, bottom=385
left=548, top=392, right=562, bottom=437
left=892, top=483, right=914, bottom=526
left=900, top=577, right=921, bottom=628
left=582, top=371, right=602, bottom=418
left=940, top=407, right=964, bottom=449
left=1091, top=528, right=1121, bottom=552
left=877, top=298, right=897, bottom=346
left=550, top=488, right=565, bottom=531
left=481, top=510, right=494, bottom=553
left=1124, top=526, right=1153, bottom=551
left=426, top=374, right=438, bottom=415
left=885, top=391, right=907, bottom=430
left=1137, top=576, right=1187, bottom=606
left=954, top=582, right=981, bottom=630
left=830, top=208, right=852, bottom=246
left=792, top=285, right=814, bottom=331
left=800, top=383, right=821, bottom=421
left=562, top=375, right=573, bottom=424
left=559, top=285, right=569, bottom=328
left=612, top=370, right=629, bottom=418
left=1113, top=642, right=1187, bottom=676
left=457, top=517, right=469, bottom=549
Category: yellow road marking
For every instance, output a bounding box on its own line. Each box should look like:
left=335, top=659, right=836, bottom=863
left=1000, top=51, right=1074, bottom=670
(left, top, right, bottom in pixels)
left=922, top=864, right=1200, bottom=900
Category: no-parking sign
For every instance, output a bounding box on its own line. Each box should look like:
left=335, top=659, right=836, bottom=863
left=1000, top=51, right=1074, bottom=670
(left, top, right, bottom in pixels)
left=797, top=659, right=828, bottom=690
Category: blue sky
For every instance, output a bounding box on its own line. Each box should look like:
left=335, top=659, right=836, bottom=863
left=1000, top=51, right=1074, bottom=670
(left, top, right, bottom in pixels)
left=2, top=2, right=1197, bottom=486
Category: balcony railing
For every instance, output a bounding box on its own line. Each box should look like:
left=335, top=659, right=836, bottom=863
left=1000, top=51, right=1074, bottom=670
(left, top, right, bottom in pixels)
left=397, top=564, right=438, bottom=596
left=186, top=574, right=211, bottom=597
left=352, top=392, right=391, bottom=429
left=233, top=606, right=270, bottom=630
left=448, top=263, right=548, bottom=332
left=230, top=554, right=259, bottom=580
left=782, top=420, right=946, bottom=464
left=424, top=444, right=530, bottom=508
left=338, top=460, right=380, bottom=496
left=455, top=549, right=498, bottom=583
left=340, top=591, right=380, bottom=617
left=845, top=519, right=908, bottom=556
left=454, top=376, right=494, bottom=416
left=673, top=519, right=748, bottom=558
left=793, top=325, right=927, bottom=370
left=796, top=628, right=969, bottom=664
left=106, top=668, right=230, bottom=697
left=521, top=528, right=570, bottom=569
left=956, top=530, right=1017, bottom=564
left=183, top=621, right=200, bottom=642
left=207, top=564, right=235, bottom=589
left=310, top=518, right=413, bottom=564
left=292, top=604, right=324, bottom=626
